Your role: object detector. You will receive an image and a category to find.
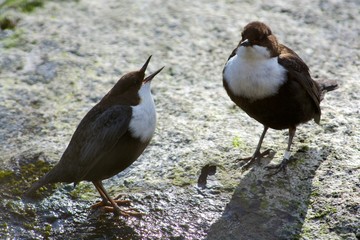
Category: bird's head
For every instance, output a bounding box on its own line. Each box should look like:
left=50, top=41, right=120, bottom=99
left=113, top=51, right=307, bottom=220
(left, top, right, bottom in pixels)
left=238, top=21, right=279, bottom=58
left=102, top=56, right=164, bottom=106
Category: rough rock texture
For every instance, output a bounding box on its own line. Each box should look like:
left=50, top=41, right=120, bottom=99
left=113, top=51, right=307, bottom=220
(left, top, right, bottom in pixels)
left=0, top=0, right=359, bottom=239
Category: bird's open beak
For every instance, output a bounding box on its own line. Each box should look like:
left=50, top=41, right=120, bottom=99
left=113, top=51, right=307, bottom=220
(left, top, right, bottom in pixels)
left=240, top=39, right=251, bottom=47
left=140, top=55, right=152, bottom=73
left=144, top=66, right=165, bottom=83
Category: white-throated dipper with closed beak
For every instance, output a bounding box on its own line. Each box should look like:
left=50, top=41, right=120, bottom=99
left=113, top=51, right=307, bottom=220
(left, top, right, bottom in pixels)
left=24, top=56, right=164, bottom=216
left=223, top=21, right=338, bottom=175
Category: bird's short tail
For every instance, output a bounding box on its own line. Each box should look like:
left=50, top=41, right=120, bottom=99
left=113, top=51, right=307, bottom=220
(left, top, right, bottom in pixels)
left=23, top=165, right=62, bottom=199
left=319, top=80, right=338, bottom=92
left=317, top=79, right=338, bottom=100
left=23, top=174, right=50, bottom=199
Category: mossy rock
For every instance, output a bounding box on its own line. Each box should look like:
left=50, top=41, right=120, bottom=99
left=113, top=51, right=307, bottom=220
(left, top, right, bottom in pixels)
left=0, top=0, right=44, bottom=13
left=0, top=14, right=19, bottom=30
left=0, top=151, right=54, bottom=198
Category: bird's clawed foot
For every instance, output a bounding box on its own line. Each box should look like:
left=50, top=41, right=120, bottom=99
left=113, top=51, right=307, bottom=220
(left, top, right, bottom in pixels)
left=103, top=206, right=143, bottom=218
left=91, top=197, right=143, bottom=218
left=265, top=157, right=294, bottom=176
left=91, top=199, right=131, bottom=209
left=239, top=149, right=273, bottom=170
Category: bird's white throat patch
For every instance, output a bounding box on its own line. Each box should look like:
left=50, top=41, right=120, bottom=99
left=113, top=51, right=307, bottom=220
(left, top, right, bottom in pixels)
left=224, top=46, right=287, bottom=100
left=129, top=83, right=156, bottom=142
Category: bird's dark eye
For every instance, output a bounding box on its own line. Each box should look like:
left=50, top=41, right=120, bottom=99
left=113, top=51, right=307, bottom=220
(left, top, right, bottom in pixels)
left=133, top=75, right=142, bottom=85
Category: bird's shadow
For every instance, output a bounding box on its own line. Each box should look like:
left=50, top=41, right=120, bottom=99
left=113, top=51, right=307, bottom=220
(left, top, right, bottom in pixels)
left=206, top=147, right=330, bottom=240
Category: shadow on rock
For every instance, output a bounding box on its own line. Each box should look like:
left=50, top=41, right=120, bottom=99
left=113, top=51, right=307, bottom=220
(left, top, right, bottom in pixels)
left=206, top=147, right=330, bottom=240
left=49, top=215, right=142, bottom=240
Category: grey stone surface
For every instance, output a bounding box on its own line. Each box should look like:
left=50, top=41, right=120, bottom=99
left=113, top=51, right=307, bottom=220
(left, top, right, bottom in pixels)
left=0, top=0, right=359, bottom=239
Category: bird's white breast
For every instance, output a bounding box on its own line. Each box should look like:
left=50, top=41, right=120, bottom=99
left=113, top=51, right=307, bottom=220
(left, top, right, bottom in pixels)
left=129, top=83, right=156, bottom=142
left=223, top=46, right=287, bottom=100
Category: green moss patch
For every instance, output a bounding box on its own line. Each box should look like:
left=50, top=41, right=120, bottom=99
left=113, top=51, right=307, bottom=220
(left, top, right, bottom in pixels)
left=311, top=206, right=337, bottom=219
left=0, top=29, right=26, bottom=48
left=0, top=0, right=46, bottom=30
left=0, top=0, right=44, bottom=13
left=0, top=152, right=54, bottom=198
left=0, top=15, right=19, bottom=30
left=68, top=182, right=96, bottom=201
left=232, top=136, right=245, bottom=149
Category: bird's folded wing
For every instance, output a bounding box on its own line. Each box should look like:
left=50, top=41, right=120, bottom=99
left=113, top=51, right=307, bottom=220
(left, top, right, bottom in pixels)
left=278, top=45, right=321, bottom=122
left=64, top=105, right=133, bottom=181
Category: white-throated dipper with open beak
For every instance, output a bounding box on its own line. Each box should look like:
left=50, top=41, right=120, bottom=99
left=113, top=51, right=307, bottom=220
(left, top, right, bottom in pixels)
left=24, top=56, right=164, bottom=216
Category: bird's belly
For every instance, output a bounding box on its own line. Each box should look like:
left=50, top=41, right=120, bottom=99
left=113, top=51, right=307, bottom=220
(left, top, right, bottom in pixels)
left=233, top=81, right=317, bottom=130
left=83, top=132, right=150, bottom=181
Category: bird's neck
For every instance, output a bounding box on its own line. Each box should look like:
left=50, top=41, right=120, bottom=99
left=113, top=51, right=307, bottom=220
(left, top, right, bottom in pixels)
left=138, top=83, right=154, bottom=106
left=128, top=83, right=156, bottom=142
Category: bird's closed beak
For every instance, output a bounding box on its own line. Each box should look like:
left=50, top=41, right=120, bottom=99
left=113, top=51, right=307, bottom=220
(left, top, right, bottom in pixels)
left=144, top=66, right=165, bottom=83
left=240, top=39, right=251, bottom=47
